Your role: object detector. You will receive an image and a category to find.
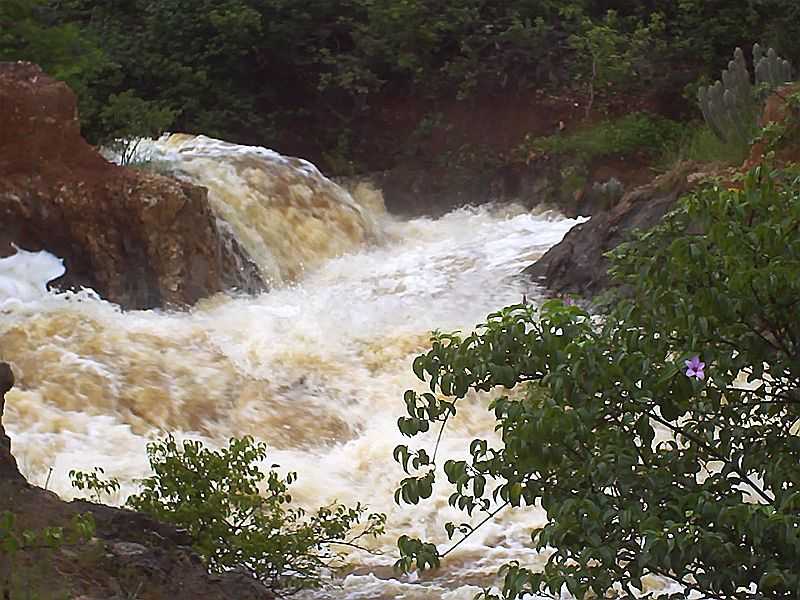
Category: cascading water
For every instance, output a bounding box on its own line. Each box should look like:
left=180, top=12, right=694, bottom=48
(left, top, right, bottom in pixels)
left=0, top=137, right=672, bottom=598
left=137, top=134, right=383, bottom=285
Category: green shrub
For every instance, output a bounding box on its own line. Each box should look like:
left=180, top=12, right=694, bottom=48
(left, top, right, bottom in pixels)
left=566, top=9, right=666, bottom=116
left=99, top=91, right=176, bottom=165
left=121, top=435, right=385, bottom=595
left=516, top=113, right=684, bottom=164
left=393, top=165, right=800, bottom=599
left=68, top=467, right=121, bottom=503
left=663, top=123, right=751, bottom=166
left=0, top=511, right=95, bottom=557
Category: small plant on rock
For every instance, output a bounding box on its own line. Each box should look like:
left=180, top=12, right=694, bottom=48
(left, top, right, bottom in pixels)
left=69, top=467, right=121, bottom=503
left=0, top=511, right=95, bottom=599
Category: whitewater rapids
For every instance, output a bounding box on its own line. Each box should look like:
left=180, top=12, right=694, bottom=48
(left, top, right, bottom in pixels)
left=0, top=136, right=673, bottom=598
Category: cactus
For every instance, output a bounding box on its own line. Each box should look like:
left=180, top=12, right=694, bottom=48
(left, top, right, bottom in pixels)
left=754, top=46, right=792, bottom=88
left=698, top=43, right=793, bottom=144
left=753, top=43, right=764, bottom=65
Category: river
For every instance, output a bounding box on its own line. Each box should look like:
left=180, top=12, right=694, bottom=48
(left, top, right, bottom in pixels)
left=1, top=135, right=587, bottom=599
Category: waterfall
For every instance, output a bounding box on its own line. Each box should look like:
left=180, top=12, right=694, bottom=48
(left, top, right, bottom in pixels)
left=137, top=134, right=384, bottom=285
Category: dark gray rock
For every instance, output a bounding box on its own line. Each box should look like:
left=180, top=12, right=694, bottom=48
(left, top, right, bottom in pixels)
left=0, top=362, right=22, bottom=481
left=351, top=156, right=574, bottom=218
left=525, top=162, right=704, bottom=298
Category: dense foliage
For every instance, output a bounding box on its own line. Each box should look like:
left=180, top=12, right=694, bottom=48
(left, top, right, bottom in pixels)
left=0, top=0, right=175, bottom=147
left=393, top=166, right=800, bottom=599
left=72, top=436, right=385, bottom=595
left=3, top=0, right=800, bottom=162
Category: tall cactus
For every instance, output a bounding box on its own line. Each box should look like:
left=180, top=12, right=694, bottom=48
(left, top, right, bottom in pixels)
left=754, top=45, right=792, bottom=89
left=698, top=43, right=793, bottom=144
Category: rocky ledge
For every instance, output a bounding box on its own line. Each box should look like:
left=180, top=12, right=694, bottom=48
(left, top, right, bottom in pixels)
left=0, top=362, right=21, bottom=481
left=525, top=83, right=800, bottom=300
left=0, top=62, right=263, bottom=309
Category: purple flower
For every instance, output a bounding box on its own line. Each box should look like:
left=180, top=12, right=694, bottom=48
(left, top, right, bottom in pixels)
left=685, top=356, right=705, bottom=380
left=562, top=295, right=575, bottom=306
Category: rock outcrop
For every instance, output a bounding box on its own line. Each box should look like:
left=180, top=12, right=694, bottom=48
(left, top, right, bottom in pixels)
left=0, top=62, right=263, bottom=309
left=0, top=362, right=21, bottom=481
left=528, top=85, right=800, bottom=300
left=0, top=487, right=274, bottom=599
left=525, top=162, right=709, bottom=297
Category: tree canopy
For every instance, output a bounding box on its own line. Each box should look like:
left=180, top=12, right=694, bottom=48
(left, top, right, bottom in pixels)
left=3, top=0, right=800, bottom=161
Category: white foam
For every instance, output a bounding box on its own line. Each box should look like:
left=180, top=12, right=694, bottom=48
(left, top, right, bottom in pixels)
left=0, top=247, right=65, bottom=306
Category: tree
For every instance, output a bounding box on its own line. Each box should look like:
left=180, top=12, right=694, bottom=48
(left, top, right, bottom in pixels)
left=565, top=8, right=665, bottom=117
left=0, top=0, right=93, bottom=73
left=0, top=0, right=113, bottom=107
left=99, top=90, right=176, bottom=165
left=393, top=165, right=800, bottom=599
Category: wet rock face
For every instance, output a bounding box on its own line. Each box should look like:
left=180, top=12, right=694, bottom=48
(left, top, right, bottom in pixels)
left=525, top=162, right=703, bottom=298
left=362, top=157, right=571, bottom=218
left=0, top=62, right=263, bottom=309
left=0, top=362, right=22, bottom=481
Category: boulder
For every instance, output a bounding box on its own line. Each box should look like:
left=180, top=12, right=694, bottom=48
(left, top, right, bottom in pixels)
left=0, top=62, right=263, bottom=309
left=359, top=153, right=637, bottom=219
left=525, top=162, right=710, bottom=298
left=0, top=483, right=274, bottom=599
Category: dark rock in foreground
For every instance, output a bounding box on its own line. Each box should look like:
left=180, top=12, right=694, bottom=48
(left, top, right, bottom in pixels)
left=0, top=62, right=263, bottom=310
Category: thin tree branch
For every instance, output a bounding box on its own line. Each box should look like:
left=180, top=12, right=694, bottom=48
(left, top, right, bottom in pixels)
left=645, top=408, right=774, bottom=505
left=441, top=500, right=511, bottom=559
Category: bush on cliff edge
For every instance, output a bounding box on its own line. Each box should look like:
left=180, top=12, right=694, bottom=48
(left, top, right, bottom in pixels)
left=73, top=436, right=385, bottom=595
